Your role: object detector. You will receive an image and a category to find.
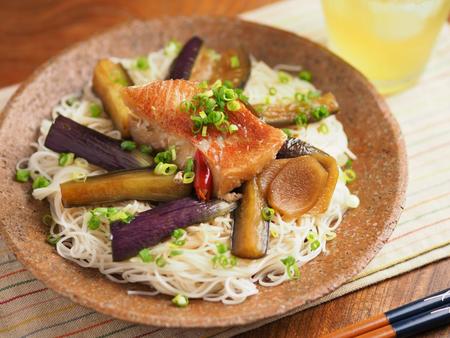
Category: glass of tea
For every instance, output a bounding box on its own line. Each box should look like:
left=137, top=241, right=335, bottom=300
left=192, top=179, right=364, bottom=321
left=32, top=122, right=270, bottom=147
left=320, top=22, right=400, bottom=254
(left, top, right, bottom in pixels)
left=321, top=0, right=450, bottom=95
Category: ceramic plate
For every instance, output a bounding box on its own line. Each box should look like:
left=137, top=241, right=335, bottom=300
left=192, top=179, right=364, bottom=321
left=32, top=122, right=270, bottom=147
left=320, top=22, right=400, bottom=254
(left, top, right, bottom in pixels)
left=0, top=17, right=407, bottom=327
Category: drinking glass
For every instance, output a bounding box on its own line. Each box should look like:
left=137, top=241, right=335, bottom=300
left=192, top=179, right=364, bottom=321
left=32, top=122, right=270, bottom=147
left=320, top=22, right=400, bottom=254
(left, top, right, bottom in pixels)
left=321, top=0, right=450, bottom=95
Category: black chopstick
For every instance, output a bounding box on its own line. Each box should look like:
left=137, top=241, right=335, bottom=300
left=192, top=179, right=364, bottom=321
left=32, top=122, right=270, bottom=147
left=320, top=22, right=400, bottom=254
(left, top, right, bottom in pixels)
left=320, top=287, right=450, bottom=338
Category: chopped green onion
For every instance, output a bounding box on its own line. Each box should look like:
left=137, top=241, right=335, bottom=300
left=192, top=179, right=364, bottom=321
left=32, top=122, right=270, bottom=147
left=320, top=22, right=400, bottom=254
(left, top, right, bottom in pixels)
left=311, top=105, right=330, bottom=121
left=184, top=158, right=194, bottom=173
left=294, top=92, right=306, bottom=102
left=154, top=162, right=177, bottom=176
left=89, top=102, right=102, bottom=117
left=278, top=71, right=291, bottom=84
left=298, top=70, right=312, bottom=82
left=345, top=158, right=353, bottom=169
left=306, top=232, right=316, bottom=242
left=318, top=123, right=329, bottom=134
left=58, top=152, right=75, bottom=167
left=201, top=125, right=208, bottom=137
left=156, top=256, right=166, bottom=267
left=270, top=227, right=279, bottom=238
left=199, top=110, right=207, bottom=120
left=269, top=87, right=277, bottom=96
left=222, top=88, right=237, bottom=101
left=173, top=239, right=186, bottom=246
left=281, top=256, right=300, bottom=279
left=230, top=55, right=240, bottom=69
left=261, top=207, right=275, bottom=221
left=228, top=124, right=238, bottom=133
left=154, top=149, right=173, bottom=164
left=294, top=113, right=308, bottom=126
left=170, top=146, right=177, bottom=161
left=198, top=80, right=208, bottom=89
left=308, top=91, right=320, bottom=99
left=109, top=211, right=134, bottom=223
left=182, top=171, right=195, bottom=184
left=216, top=243, right=228, bottom=254
left=120, top=140, right=136, bottom=151
left=15, top=169, right=30, bottom=183
left=223, top=80, right=234, bottom=88
left=209, top=111, right=225, bottom=125
left=139, top=144, right=152, bottom=155
left=172, top=294, right=189, bottom=307
left=226, top=100, right=241, bottom=112
left=164, top=39, right=182, bottom=56
left=88, top=213, right=101, bottom=230
left=47, top=234, right=60, bottom=246
left=136, top=56, right=149, bottom=70
left=180, top=100, right=195, bottom=113
left=310, top=240, right=321, bottom=251
left=282, top=128, right=292, bottom=138
left=172, top=228, right=186, bottom=240
left=139, top=248, right=154, bottom=263
left=169, top=250, right=183, bottom=257
left=344, top=169, right=357, bottom=183
left=32, top=176, right=50, bottom=189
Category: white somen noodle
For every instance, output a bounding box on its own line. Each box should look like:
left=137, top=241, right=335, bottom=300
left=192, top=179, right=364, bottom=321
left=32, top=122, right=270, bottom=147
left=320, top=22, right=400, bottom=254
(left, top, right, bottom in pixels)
left=19, top=47, right=359, bottom=304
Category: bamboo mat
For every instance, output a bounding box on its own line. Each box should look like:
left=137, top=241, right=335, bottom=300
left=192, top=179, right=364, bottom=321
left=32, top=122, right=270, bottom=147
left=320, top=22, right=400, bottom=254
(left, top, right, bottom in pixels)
left=1, top=1, right=449, bottom=336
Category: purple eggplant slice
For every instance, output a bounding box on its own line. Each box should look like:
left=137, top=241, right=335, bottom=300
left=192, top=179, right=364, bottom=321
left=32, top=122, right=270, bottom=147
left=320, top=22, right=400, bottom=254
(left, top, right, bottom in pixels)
left=277, top=138, right=327, bottom=159
left=167, top=36, right=203, bottom=80
left=190, top=47, right=251, bottom=89
left=255, top=92, right=339, bottom=127
left=231, top=177, right=269, bottom=259
left=111, top=197, right=236, bottom=261
left=45, top=115, right=152, bottom=171
left=60, top=168, right=191, bottom=208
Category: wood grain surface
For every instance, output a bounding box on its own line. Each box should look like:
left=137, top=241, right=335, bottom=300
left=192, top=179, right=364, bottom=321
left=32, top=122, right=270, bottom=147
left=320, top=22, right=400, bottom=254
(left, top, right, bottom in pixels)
left=0, top=1, right=448, bottom=337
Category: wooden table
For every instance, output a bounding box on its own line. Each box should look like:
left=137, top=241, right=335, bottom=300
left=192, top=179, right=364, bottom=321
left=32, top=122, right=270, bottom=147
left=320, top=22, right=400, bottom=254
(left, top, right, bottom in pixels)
left=1, top=1, right=448, bottom=337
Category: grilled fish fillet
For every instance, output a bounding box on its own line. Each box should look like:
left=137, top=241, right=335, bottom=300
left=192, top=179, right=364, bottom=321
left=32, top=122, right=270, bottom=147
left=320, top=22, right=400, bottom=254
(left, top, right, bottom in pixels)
left=122, top=79, right=286, bottom=197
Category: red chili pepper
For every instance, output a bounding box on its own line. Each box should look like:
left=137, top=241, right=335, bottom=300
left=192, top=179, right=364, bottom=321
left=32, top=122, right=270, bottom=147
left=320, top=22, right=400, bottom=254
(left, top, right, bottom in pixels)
left=194, top=150, right=213, bottom=201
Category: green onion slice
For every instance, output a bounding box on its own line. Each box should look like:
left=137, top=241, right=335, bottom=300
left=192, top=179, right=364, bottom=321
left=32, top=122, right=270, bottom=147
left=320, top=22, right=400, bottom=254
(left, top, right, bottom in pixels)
left=15, top=169, right=30, bottom=183
left=261, top=207, right=275, bottom=221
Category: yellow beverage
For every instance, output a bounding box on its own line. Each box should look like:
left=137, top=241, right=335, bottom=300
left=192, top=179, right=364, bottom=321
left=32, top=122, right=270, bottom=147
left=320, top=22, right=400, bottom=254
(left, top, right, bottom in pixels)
left=322, top=0, right=450, bottom=94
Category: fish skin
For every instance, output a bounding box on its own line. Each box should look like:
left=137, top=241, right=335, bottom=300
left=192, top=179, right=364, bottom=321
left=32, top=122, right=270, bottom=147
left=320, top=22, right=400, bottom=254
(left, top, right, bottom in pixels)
left=122, top=79, right=286, bottom=197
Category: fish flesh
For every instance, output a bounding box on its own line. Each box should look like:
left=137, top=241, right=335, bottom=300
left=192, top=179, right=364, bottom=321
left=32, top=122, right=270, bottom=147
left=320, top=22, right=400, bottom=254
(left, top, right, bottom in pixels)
left=122, top=79, right=286, bottom=197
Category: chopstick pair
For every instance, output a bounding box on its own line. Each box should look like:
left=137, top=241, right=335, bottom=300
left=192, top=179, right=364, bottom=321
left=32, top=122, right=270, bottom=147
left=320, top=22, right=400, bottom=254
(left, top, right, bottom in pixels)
left=321, top=288, right=450, bottom=338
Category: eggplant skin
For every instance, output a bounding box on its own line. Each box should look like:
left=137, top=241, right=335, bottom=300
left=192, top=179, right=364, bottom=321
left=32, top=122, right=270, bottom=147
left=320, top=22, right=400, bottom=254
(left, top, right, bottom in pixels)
left=45, top=115, right=151, bottom=171
left=92, top=59, right=134, bottom=138
left=255, top=92, right=339, bottom=127
left=60, top=169, right=191, bottom=208
left=111, top=198, right=237, bottom=261
left=167, top=36, right=203, bottom=80
left=277, top=138, right=327, bottom=159
left=231, top=177, right=269, bottom=259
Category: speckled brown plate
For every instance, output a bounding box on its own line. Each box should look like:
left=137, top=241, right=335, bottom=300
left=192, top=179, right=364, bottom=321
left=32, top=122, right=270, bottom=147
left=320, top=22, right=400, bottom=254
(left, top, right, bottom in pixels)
left=0, top=17, right=407, bottom=328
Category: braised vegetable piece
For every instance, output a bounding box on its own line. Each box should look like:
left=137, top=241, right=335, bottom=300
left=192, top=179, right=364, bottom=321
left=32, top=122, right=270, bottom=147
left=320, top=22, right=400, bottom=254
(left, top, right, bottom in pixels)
left=232, top=177, right=269, bottom=259
left=60, top=169, right=191, bottom=208
left=255, top=92, right=339, bottom=127
left=92, top=59, right=134, bottom=138
left=167, top=36, right=203, bottom=80
left=45, top=115, right=152, bottom=171
left=308, top=153, right=339, bottom=214
left=268, top=156, right=328, bottom=219
left=257, top=159, right=290, bottom=198
left=190, top=47, right=251, bottom=89
left=277, top=138, right=326, bottom=159
left=194, top=150, right=213, bottom=201
left=111, top=197, right=237, bottom=261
